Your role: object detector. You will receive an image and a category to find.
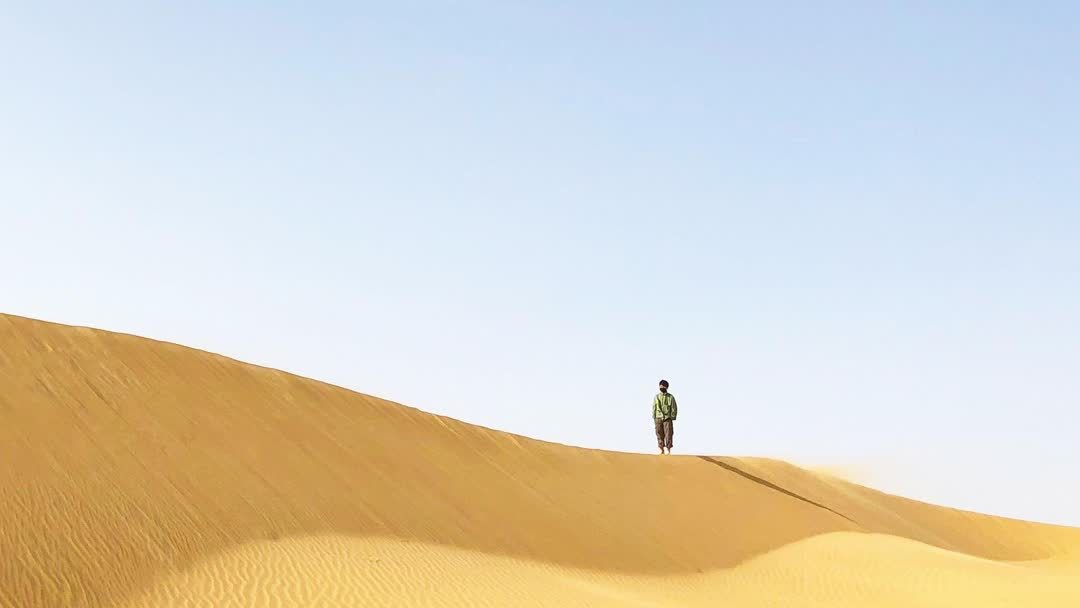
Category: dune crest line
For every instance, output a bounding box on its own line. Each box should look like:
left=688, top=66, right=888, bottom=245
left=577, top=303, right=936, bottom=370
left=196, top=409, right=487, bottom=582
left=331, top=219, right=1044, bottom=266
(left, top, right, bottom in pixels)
left=698, top=456, right=859, bottom=524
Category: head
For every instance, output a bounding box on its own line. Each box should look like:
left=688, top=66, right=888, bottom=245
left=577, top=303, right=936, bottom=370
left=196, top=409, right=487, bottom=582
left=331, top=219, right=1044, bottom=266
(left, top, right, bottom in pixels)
left=659, top=379, right=669, bottom=393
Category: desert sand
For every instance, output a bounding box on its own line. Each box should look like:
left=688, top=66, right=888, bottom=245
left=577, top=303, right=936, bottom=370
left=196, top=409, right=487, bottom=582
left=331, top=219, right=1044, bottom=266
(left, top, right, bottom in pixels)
left=2, top=312, right=1078, bottom=607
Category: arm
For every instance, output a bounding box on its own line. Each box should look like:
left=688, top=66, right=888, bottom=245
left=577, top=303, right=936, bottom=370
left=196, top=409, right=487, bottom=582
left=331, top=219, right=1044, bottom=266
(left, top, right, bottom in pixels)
left=671, top=396, right=677, bottom=420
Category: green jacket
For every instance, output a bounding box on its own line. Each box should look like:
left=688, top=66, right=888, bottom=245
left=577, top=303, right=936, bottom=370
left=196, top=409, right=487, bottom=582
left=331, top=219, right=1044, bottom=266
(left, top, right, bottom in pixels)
left=653, top=392, right=677, bottom=420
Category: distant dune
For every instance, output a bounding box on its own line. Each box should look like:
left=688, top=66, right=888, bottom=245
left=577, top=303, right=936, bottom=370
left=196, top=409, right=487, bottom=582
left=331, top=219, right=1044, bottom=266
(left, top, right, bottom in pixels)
left=2, top=313, right=1078, bottom=607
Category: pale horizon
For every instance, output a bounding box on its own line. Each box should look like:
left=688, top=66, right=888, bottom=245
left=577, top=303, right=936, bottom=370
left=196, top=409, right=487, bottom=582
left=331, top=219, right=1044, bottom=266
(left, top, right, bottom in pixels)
left=4, top=2, right=1079, bottom=528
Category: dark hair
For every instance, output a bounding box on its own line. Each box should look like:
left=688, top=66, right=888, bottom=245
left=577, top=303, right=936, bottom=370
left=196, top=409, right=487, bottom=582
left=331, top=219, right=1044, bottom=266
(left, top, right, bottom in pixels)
left=659, top=379, right=669, bottom=387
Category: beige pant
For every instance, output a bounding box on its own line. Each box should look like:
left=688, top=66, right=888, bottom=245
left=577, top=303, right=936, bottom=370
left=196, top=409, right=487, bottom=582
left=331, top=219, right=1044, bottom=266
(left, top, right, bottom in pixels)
left=654, top=418, right=673, bottom=449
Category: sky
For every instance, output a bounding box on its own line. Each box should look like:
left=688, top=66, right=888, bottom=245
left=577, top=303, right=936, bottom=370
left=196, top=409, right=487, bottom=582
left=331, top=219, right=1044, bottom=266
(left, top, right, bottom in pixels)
left=2, top=2, right=1078, bottom=527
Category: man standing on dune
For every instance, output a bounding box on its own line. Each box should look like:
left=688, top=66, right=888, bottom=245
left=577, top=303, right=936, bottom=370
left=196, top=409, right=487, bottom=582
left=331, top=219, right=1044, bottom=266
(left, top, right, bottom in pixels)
left=653, top=379, right=677, bottom=455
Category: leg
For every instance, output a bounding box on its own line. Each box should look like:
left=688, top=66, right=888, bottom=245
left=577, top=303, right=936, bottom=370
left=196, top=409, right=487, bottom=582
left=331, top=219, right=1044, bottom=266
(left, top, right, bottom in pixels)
left=654, top=418, right=665, bottom=454
left=664, top=419, right=674, bottom=452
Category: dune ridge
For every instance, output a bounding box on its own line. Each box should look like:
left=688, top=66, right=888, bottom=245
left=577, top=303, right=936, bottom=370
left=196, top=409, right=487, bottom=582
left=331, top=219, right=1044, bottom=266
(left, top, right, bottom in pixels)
left=2, top=312, right=1078, bottom=607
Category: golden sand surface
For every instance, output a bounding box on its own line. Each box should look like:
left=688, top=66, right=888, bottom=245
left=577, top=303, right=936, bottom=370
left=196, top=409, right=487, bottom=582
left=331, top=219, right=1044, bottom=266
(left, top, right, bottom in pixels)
left=2, top=313, right=1078, bottom=607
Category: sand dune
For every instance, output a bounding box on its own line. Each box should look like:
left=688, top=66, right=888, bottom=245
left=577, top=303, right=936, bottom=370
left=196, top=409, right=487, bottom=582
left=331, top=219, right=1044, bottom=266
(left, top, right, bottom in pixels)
left=2, top=312, right=1078, bottom=607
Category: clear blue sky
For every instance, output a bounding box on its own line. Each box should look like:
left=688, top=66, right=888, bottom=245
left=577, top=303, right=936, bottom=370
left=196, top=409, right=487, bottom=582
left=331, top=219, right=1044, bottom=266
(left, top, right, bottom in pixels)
left=3, top=2, right=1078, bottom=526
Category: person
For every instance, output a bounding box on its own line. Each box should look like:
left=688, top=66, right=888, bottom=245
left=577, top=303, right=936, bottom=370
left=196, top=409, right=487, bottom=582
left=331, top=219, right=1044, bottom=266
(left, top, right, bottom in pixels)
left=652, top=379, right=677, bottom=454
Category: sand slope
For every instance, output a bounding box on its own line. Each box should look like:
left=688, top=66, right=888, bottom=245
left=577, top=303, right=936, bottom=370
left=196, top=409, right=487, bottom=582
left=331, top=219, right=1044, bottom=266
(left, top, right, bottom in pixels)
left=2, top=313, right=1078, bottom=607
